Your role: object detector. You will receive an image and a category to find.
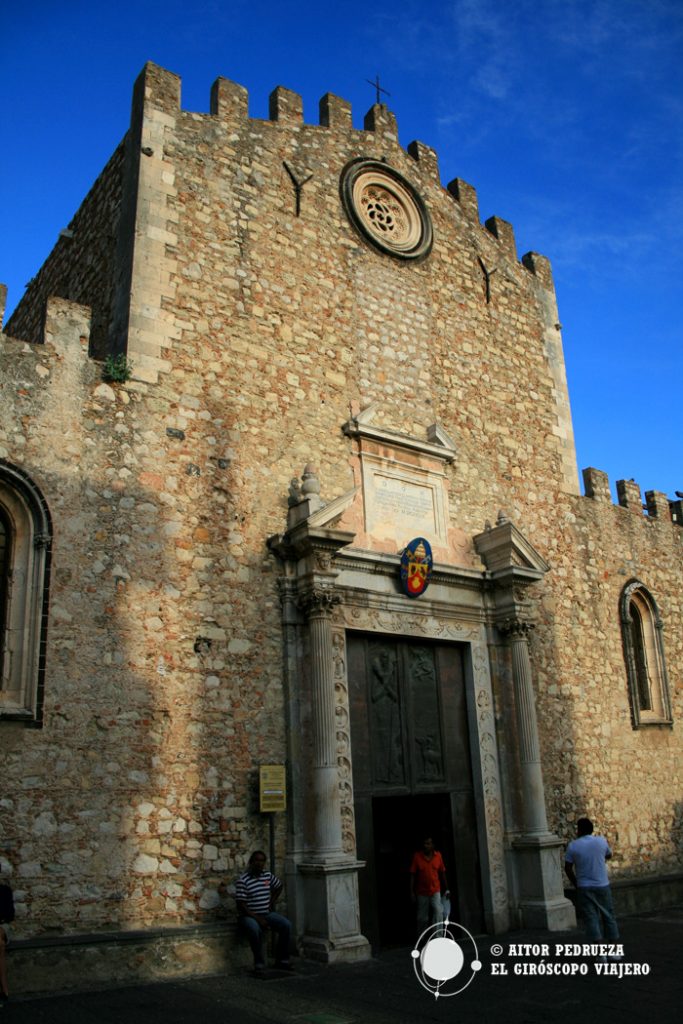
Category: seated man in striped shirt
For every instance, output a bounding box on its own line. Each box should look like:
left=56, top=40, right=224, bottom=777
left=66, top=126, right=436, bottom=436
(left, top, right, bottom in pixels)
left=235, top=850, right=292, bottom=973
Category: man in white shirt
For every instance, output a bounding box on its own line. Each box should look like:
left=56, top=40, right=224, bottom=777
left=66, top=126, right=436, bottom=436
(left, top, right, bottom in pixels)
left=565, top=818, right=619, bottom=942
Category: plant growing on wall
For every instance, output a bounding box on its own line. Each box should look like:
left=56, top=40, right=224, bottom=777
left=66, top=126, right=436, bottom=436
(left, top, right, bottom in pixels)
left=102, top=353, right=133, bottom=383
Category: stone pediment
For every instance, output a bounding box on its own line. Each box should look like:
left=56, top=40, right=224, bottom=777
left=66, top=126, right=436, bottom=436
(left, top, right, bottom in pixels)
left=278, top=410, right=472, bottom=567
left=342, top=403, right=457, bottom=463
left=340, top=410, right=471, bottom=563
left=306, top=487, right=359, bottom=529
left=473, top=512, right=550, bottom=581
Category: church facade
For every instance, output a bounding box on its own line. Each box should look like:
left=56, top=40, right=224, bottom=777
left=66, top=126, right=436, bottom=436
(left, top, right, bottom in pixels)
left=1, top=63, right=681, bottom=990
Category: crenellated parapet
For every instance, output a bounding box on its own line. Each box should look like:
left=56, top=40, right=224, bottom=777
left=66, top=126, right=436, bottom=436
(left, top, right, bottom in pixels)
left=582, top=467, right=681, bottom=525
left=133, top=62, right=553, bottom=284
left=4, top=62, right=560, bottom=379
left=1, top=294, right=92, bottom=361
left=1, top=60, right=584, bottom=512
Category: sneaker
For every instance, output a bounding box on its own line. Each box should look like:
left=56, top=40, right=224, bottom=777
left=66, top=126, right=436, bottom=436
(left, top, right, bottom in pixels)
left=275, top=960, right=294, bottom=972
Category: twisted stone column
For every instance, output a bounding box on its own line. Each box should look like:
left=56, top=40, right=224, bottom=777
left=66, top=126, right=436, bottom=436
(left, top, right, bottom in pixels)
left=500, top=618, right=549, bottom=835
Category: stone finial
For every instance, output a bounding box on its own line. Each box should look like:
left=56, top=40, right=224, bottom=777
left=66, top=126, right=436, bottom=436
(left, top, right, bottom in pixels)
left=0, top=283, right=7, bottom=330
left=496, top=510, right=510, bottom=526
left=301, top=464, right=321, bottom=498
left=286, top=465, right=324, bottom=529
left=288, top=478, right=302, bottom=507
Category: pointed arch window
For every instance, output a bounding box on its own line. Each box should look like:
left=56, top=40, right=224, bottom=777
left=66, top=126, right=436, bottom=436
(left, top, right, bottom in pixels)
left=0, top=461, right=52, bottom=726
left=620, top=581, right=673, bottom=728
left=0, top=508, right=10, bottom=683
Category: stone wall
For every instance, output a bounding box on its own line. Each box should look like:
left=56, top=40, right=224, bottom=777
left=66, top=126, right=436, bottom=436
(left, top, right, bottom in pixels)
left=128, top=63, right=578, bottom=509
left=534, top=474, right=682, bottom=874
left=6, top=142, right=126, bottom=357
left=1, top=298, right=289, bottom=940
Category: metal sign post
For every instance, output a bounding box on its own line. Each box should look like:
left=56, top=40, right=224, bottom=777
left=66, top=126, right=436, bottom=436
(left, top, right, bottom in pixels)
left=259, top=764, right=286, bottom=874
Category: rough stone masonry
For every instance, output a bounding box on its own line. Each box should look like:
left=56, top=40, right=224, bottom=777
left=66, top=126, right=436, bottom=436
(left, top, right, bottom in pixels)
left=0, top=62, right=681, bottom=992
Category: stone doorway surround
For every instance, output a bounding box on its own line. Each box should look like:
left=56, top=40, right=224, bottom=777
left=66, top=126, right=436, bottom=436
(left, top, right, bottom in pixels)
left=267, top=411, right=574, bottom=960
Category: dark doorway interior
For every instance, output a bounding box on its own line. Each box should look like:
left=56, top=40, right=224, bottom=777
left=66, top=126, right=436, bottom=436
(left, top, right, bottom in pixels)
left=372, top=793, right=454, bottom=946
left=348, top=634, right=485, bottom=947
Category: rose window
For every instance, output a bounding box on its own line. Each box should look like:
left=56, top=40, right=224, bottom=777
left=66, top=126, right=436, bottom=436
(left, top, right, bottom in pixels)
left=340, top=159, right=433, bottom=261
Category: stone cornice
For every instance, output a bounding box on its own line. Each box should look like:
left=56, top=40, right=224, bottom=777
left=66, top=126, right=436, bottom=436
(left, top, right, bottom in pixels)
left=342, top=414, right=456, bottom=464
left=336, top=586, right=486, bottom=629
left=335, top=546, right=485, bottom=589
left=268, top=523, right=356, bottom=566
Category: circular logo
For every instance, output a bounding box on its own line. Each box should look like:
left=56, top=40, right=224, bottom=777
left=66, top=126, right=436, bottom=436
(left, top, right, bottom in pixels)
left=400, top=537, right=433, bottom=598
left=412, top=918, right=482, bottom=999
left=340, top=159, right=433, bottom=261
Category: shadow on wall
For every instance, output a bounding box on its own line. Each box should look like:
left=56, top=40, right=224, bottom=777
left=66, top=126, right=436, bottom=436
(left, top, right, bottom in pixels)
left=0, top=367, right=280, bottom=948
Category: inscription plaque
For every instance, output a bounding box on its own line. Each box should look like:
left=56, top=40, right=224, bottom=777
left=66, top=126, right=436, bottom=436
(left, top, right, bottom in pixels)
left=364, top=465, right=447, bottom=546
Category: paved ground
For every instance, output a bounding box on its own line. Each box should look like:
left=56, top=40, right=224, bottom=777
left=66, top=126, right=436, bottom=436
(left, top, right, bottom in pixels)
left=3, top=907, right=682, bottom=1024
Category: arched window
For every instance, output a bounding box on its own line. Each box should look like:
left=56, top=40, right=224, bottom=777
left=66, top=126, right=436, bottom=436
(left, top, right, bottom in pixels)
left=0, top=460, right=52, bottom=726
left=0, top=507, right=11, bottom=684
left=620, top=581, right=673, bottom=728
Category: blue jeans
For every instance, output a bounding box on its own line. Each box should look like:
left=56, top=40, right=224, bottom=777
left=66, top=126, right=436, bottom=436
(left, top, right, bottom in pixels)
left=238, top=912, right=291, bottom=966
left=576, top=886, right=619, bottom=941
left=416, top=893, right=443, bottom=934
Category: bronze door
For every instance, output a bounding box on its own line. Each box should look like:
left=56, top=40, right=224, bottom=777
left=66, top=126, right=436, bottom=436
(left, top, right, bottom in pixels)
left=347, top=634, right=483, bottom=944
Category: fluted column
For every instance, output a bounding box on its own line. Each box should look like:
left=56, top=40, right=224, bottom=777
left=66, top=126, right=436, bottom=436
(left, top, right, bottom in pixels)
left=299, top=585, right=343, bottom=856
left=500, top=618, right=549, bottom=835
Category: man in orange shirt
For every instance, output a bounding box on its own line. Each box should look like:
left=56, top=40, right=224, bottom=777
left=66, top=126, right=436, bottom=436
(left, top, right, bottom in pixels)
left=410, top=836, right=450, bottom=934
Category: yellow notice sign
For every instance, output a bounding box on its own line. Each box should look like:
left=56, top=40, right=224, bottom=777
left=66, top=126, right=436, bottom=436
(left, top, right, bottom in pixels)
left=259, top=764, right=286, bottom=813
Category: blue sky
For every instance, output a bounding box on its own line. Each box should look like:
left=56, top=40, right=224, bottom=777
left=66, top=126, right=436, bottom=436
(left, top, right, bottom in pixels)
left=2, top=0, right=681, bottom=500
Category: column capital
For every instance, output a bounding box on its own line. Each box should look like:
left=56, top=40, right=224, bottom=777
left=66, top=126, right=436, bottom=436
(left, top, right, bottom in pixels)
left=297, top=584, right=342, bottom=619
left=497, top=617, right=534, bottom=640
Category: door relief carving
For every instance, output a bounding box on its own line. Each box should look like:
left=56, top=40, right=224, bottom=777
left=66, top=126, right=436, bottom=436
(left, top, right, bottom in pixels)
left=369, top=642, right=405, bottom=784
